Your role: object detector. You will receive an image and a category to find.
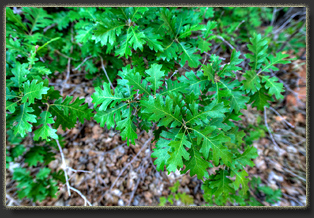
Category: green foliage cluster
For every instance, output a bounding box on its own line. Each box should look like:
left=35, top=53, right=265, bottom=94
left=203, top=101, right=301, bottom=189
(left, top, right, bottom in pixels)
left=87, top=7, right=289, bottom=205
left=6, top=6, right=297, bottom=205
left=6, top=7, right=93, bottom=202
left=6, top=128, right=66, bottom=201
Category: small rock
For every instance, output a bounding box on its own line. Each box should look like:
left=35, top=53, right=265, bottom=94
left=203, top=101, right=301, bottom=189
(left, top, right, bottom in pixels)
left=103, top=137, right=112, bottom=143
left=118, top=199, right=124, bottom=206
left=108, top=130, right=115, bottom=137
left=287, top=145, right=297, bottom=153
left=87, top=162, right=94, bottom=171
left=48, top=159, right=59, bottom=169
left=133, top=196, right=140, bottom=206
left=143, top=191, right=153, bottom=204
left=111, top=189, right=122, bottom=197
left=55, top=199, right=64, bottom=206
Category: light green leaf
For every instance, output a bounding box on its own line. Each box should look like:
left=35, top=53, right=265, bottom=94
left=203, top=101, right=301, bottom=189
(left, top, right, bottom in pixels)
left=261, top=53, right=290, bottom=73
left=151, top=137, right=171, bottom=171
left=33, top=111, right=58, bottom=141
left=36, top=168, right=51, bottom=180
left=178, top=71, right=208, bottom=95
left=24, top=146, right=45, bottom=167
left=160, top=79, right=189, bottom=95
left=116, top=108, right=137, bottom=146
left=232, top=146, right=258, bottom=169
left=10, top=62, right=30, bottom=87
left=145, top=64, right=165, bottom=94
left=262, top=76, right=285, bottom=99
left=125, top=71, right=150, bottom=96
left=167, top=133, right=191, bottom=172
left=241, top=70, right=261, bottom=94
left=231, top=169, right=250, bottom=195
left=92, top=19, right=124, bottom=46
left=129, top=26, right=146, bottom=51
left=186, top=101, right=227, bottom=126
left=178, top=42, right=201, bottom=68
left=182, top=146, right=212, bottom=180
left=51, top=96, right=94, bottom=130
left=193, top=126, right=232, bottom=166
left=141, top=94, right=182, bottom=128
left=22, top=80, right=49, bottom=104
left=144, top=28, right=164, bottom=52
left=246, top=33, right=268, bottom=71
left=197, top=37, right=211, bottom=53
left=209, top=169, right=235, bottom=197
left=94, top=103, right=127, bottom=129
left=250, top=88, right=271, bottom=111
left=92, top=82, right=125, bottom=111
left=13, top=103, right=37, bottom=137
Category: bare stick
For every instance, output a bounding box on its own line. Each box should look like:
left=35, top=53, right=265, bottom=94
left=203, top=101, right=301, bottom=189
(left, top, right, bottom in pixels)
left=169, top=70, right=178, bottom=80
left=99, top=56, right=114, bottom=90
left=68, top=167, right=92, bottom=174
left=127, top=177, right=141, bottom=206
left=270, top=8, right=277, bottom=26
left=269, top=106, right=295, bottom=128
left=264, top=107, right=282, bottom=152
left=54, top=49, right=76, bottom=60
left=60, top=58, right=71, bottom=96
left=277, top=22, right=306, bottom=52
left=266, top=158, right=306, bottom=182
left=43, top=23, right=57, bottom=33
left=69, top=187, right=92, bottom=206
left=6, top=193, right=20, bottom=206
left=273, top=11, right=305, bottom=35
left=49, top=82, right=76, bottom=87
left=215, top=35, right=236, bottom=51
left=235, top=20, right=245, bottom=31
left=55, top=138, right=93, bottom=206
left=128, top=156, right=150, bottom=206
left=55, top=139, right=71, bottom=196
left=73, top=56, right=93, bottom=71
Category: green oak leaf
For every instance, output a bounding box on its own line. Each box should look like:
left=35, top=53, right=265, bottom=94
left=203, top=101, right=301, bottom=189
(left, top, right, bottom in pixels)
left=22, top=80, right=49, bottom=104
left=13, top=103, right=37, bottom=137
left=33, top=111, right=58, bottom=141
left=262, top=76, right=285, bottom=100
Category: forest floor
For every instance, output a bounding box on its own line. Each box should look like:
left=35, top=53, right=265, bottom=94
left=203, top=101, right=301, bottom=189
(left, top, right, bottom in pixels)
left=5, top=47, right=307, bottom=207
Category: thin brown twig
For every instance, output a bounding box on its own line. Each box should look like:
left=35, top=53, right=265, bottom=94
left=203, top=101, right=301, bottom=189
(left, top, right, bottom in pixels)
left=269, top=106, right=295, bottom=128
